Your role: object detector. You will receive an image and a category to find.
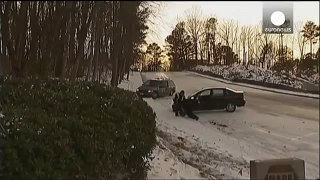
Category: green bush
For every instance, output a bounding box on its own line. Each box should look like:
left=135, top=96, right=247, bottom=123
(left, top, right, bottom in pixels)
left=0, top=79, right=157, bottom=180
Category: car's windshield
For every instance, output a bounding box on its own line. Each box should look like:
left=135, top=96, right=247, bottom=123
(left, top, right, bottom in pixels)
left=189, top=89, right=203, bottom=97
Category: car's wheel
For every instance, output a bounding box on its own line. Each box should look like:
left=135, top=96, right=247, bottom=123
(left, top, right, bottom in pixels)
left=226, top=103, right=236, bottom=112
left=152, top=93, right=158, bottom=99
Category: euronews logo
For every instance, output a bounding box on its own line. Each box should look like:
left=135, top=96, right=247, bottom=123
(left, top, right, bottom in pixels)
left=263, top=2, right=293, bottom=34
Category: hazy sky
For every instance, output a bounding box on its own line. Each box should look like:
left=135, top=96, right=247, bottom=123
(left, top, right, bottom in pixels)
left=146, top=1, right=320, bottom=48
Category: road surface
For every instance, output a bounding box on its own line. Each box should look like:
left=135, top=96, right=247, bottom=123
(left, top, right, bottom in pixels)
left=140, top=71, right=319, bottom=179
left=170, top=71, right=319, bottom=121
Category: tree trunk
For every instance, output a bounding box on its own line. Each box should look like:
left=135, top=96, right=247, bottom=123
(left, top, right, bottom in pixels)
left=59, top=16, right=69, bottom=80
left=92, top=31, right=100, bottom=82
left=111, top=2, right=119, bottom=87
left=207, top=35, right=210, bottom=65
left=195, top=39, right=198, bottom=64
left=200, top=51, right=203, bottom=65
left=13, top=1, right=29, bottom=77
left=310, top=39, right=313, bottom=54
left=86, top=39, right=94, bottom=81
left=0, top=2, right=11, bottom=75
left=71, top=2, right=90, bottom=80
left=72, top=35, right=85, bottom=80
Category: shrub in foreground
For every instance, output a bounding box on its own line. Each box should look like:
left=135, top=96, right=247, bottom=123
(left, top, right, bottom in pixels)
left=0, top=79, right=156, bottom=180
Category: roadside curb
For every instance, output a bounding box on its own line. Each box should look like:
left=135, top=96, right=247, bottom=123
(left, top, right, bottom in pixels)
left=188, top=71, right=320, bottom=99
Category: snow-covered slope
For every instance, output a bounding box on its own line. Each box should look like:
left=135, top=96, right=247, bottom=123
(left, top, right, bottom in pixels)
left=148, top=136, right=204, bottom=179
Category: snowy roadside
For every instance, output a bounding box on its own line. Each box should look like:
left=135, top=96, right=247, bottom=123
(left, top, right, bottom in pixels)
left=188, top=71, right=319, bottom=99
left=148, top=136, right=204, bottom=179
left=119, top=72, right=319, bottom=179
left=144, top=97, right=250, bottom=179
left=139, top=72, right=252, bottom=179
left=140, top=72, right=319, bottom=179
left=118, top=72, right=203, bottom=179
left=141, top=91, right=319, bottom=179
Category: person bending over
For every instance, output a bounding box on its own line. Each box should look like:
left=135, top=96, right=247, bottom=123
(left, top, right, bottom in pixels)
left=181, top=94, right=199, bottom=120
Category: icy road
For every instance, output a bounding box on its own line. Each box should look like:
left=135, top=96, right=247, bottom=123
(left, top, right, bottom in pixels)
left=122, top=71, right=319, bottom=179
left=121, top=72, right=319, bottom=179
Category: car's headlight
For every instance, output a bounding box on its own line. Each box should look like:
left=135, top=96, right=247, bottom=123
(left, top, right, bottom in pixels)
left=148, top=90, right=152, bottom=93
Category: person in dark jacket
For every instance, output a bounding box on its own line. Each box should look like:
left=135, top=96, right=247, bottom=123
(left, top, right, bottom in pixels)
left=172, top=92, right=180, bottom=116
left=172, top=90, right=186, bottom=116
left=180, top=92, right=199, bottom=120
left=178, top=90, right=185, bottom=102
left=177, top=90, right=186, bottom=116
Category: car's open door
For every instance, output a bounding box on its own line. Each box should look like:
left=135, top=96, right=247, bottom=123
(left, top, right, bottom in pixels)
left=195, top=89, right=212, bottom=110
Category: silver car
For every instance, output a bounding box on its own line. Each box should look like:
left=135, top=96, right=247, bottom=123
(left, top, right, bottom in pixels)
left=136, top=79, right=176, bottom=99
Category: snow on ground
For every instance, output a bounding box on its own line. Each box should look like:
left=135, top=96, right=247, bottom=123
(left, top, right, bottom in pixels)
left=145, top=97, right=251, bottom=179
left=118, top=72, right=203, bottom=179
left=148, top=96, right=319, bottom=179
left=189, top=71, right=320, bottom=99
left=140, top=72, right=319, bottom=179
left=148, top=136, right=204, bottom=179
left=119, top=71, right=319, bottom=179
left=193, top=64, right=319, bottom=89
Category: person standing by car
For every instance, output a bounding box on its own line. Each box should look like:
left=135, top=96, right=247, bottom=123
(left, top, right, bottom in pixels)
left=178, top=90, right=186, bottom=116
left=178, top=90, right=185, bottom=102
left=172, top=90, right=185, bottom=116
left=172, top=92, right=180, bottom=116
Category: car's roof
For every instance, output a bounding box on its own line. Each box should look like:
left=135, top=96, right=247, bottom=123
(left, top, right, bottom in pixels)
left=191, top=87, right=243, bottom=95
left=200, top=87, right=229, bottom=91
left=151, top=77, right=171, bottom=81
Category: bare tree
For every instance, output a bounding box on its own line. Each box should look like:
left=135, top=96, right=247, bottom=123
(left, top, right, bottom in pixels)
left=295, top=22, right=307, bottom=59
left=234, top=24, right=242, bottom=64
left=251, top=25, right=262, bottom=66
left=203, top=16, right=218, bottom=65
left=247, top=27, right=254, bottom=65
left=185, top=6, right=203, bottom=64
left=240, top=27, right=248, bottom=65
left=217, top=20, right=239, bottom=65
left=302, top=21, right=319, bottom=54
left=239, top=26, right=253, bottom=66
left=0, top=1, right=152, bottom=86
left=258, top=22, right=272, bottom=69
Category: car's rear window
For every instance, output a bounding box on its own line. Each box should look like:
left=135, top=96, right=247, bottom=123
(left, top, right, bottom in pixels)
left=144, top=80, right=162, bottom=86
left=212, top=89, right=224, bottom=96
left=169, top=80, right=175, bottom=87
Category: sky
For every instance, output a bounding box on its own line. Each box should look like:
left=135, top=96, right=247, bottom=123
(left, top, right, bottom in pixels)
left=145, top=1, right=320, bottom=48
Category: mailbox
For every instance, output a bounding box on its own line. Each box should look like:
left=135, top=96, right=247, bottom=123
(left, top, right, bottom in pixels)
left=250, top=158, right=305, bottom=180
